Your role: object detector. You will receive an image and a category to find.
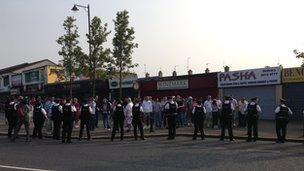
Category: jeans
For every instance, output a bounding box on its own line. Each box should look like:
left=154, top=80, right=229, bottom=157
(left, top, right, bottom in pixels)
left=102, top=112, right=111, bottom=129
left=90, top=115, right=96, bottom=131
left=154, top=111, right=162, bottom=128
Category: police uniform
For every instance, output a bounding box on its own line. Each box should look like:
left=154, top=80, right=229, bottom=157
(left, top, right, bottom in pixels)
left=79, top=104, right=91, bottom=141
left=62, top=103, right=75, bottom=143
left=192, top=105, right=206, bottom=140
left=220, top=100, right=234, bottom=141
left=6, top=100, right=18, bottom=138
left=246, top=101, right=261, bottom=142
left=165, top=100, right=177, bottom=140
left=132, top=103, right=145, bottom=140
left=111, top=103, right=125, bottom=141
left=52, top=103, right=62, bottom=140
left=32, top=103, right=46, bottom=139
left=275, top=102, right=292, bottom=143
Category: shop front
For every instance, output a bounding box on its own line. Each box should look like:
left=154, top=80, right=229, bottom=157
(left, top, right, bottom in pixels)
left=218, top=67, right=281, bottom=120
left=139, top=73, right=218, bottom=100
left=282, top=67, right=304, bottom=119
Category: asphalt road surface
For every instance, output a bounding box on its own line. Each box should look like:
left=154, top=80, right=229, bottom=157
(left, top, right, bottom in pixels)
left=0, top=136, right=304, bottom=171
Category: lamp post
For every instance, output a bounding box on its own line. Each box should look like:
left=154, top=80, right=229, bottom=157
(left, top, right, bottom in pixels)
left=72, top=4, right=96, bottom=96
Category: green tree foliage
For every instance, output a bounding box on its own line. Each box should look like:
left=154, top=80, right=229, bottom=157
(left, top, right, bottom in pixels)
left=57, top=16, right=83, bottom=98
left=293, top=49, right=304, bottom=67
left=111, top=10, right=138, bottom=99
left=76, top=16, right=111, bottom=97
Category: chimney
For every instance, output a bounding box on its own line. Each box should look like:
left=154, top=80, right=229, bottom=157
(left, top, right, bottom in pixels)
left=188, top=69, right=193, bottom=75
left=224, top=66, right=230, bottom=72
left=145, top=72, right=150, bottom=78
left=172, top=71, right=177, bottom=77
left=158, top=70, right=163, bottom=77
left=205, top=68, right=210, bottom=73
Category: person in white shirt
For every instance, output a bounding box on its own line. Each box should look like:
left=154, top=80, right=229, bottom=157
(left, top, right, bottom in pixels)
left=32, top=97, right=48, bottom=139
left=245, top=97, right=262, bottom=142
left=51, top=99, right=63, bottom=140
left=238, top=98, right=248, bottom=128
left=124, top=98, right=133, bottom=132
left=230, top=96, right=238, bottom=127
left=204, top=96, right=213, bottom=128
left=211, top=99, right=220, bottom=129
left=274, top=99, right=293, bottom=143
left=142, top=96, right=153, bottom=130
left=79, top=99, right=93, bottom=141
left=89, top=97, right=97, bottom=131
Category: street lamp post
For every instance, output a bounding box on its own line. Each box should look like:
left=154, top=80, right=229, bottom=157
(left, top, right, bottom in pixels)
left=72, top=4, right=96, bottom=96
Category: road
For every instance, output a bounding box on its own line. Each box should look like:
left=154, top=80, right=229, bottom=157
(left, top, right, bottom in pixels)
left=0, top=136, right=304, bottom=171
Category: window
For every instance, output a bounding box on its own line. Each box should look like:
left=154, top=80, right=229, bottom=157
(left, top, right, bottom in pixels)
left=3, top=75, right=9, bottom=87
left=24, top=71, right=40, bottom=83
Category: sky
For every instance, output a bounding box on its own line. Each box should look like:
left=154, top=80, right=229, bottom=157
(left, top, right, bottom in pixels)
left=1, top=0, right=304, bottom=77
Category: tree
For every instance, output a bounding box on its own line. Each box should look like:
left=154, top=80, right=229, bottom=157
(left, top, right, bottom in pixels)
left=57, top=16, right=83, bottom=98
left=76, top=16, right=111, bottom=97
left=293, top=49, right=304, bottom=67
left=111, top=10, right=138, bottom=99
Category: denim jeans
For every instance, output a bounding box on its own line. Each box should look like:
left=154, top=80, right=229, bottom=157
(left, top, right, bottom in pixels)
left=154, top=111, right=162, bottom=128
left=102, top=112, right=111, bottom=129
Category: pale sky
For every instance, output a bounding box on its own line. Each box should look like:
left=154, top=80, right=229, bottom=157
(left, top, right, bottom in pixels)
left=1, top=0, right=304, bottom=77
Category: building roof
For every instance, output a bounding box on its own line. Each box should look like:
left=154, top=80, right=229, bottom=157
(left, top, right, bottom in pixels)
left=0, top=59, right=58, bottom=75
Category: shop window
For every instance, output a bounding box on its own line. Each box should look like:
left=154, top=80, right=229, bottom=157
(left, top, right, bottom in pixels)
left=3, top=75, right=9, bottom=87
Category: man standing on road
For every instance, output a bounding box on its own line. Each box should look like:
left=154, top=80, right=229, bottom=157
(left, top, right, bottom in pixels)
left=51, top=99, right=62, bottom=140
left=101, top=98, right=112, bottom=130
left=142, top=96, right=153, bottom=130
left=164, top=96, right=178, bottom=140
left=238, top=98, right=248, bottom=127
left=192, top=100, right=207, bottom=140
left=275, top=99, right=292, bottom=143
left=245, top=97, right=262, bottom=142
left=62, top=98, right=77, bottom=143
left=79, top=99, right=92, bottom=141
left=111, top=100, right=125, bottom=141
left=6, top=97, right=18, bottom=138
left=32, top=97, right=48, bottom=139
left=89, top=97, right=97, bottom=131
left=44, top=97, right=54, bottom=135
left=220, top=96, right=235, bottom=142
left=132, top=98, right=145, bottom=140
left=204, top=96, right=213, bottom=128
left=11, top=97, right=31, bottom=142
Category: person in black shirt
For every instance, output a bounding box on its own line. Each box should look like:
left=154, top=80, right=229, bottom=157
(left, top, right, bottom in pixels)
left=245, top=97, right=262, bottom=142
left=164, top=96, right=178, bottom=140
left=111, top=100, right=125, bottom=141
left=132, top=98, right=145, bottom=140
left=220, top=96, right=235, bottom=141
left=62, top=98, right=77, bottom=143
left=32, top=97, right=47, bottom=139
left=192, top=100, right=207, bottom=140
left=52, top=99, right=62, bottom=140
left=79, top=99, right=92, bottom=141
left=274, top=99, right=293, bottom=143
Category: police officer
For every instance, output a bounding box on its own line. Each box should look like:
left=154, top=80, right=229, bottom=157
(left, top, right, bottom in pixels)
left=164, top=96, right=178, bottom=140
left=32, top=97, right=47, bottom=139
left=111, top=100, right=125, bottom=141
left=192, top=100, right=207, bottom=140
left=132, top=98, right=145, bottom=140
left=245, top=97, right=262, bottom=142
left=6, top=97, right=18, bottom=138
left=220, top=96, right=235, bottom=141
left=275, top=99, right=292, bottom=143
left=62, top=98, right=77, bottom=143
left=79, top=99, right=92, bottom=141
left=52, top=99, right=63, bottom=140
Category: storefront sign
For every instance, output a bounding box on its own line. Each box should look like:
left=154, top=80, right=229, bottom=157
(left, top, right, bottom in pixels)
left=109, top=77, right=137, bottom=89
left=157, top=80, right=189, bottom=90
left=282, top=67, right=304, bottom=83
left=47, top=66, right=65, bottom=84
left=218, top=67, right=281, bottom=88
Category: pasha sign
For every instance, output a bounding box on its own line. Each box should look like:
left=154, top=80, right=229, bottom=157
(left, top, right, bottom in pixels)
left=282, top=67, right=304, bottom=83
left=218, top=67, right=281, bottom=88
left=157, top=80, right=189, bottom=90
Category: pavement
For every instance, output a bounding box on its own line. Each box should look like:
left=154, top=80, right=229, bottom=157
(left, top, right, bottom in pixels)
left=1, top=137, right=304, bottom=171
left=0, top=115, right=304, bottom=142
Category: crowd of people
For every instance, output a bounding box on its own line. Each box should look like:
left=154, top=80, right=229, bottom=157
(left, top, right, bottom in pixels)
left=3, top=94, right=293, bottom=144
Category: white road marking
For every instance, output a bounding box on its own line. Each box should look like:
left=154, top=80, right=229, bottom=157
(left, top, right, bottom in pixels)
left=0, top=165, right=54, bottom=171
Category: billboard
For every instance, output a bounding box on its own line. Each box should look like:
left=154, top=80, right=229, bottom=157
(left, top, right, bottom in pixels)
left=282, top=67, right=304, bottom=83
left=47, top=66, right=65, bottom=84
left=109, top=77, right=137, bottom=89
left=218, top=67, right=281, bottom=88
left=157, top=79, right=189, bottom=90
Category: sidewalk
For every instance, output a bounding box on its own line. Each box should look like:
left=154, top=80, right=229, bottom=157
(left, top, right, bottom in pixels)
left=0, top=115, right=303, bottom=142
